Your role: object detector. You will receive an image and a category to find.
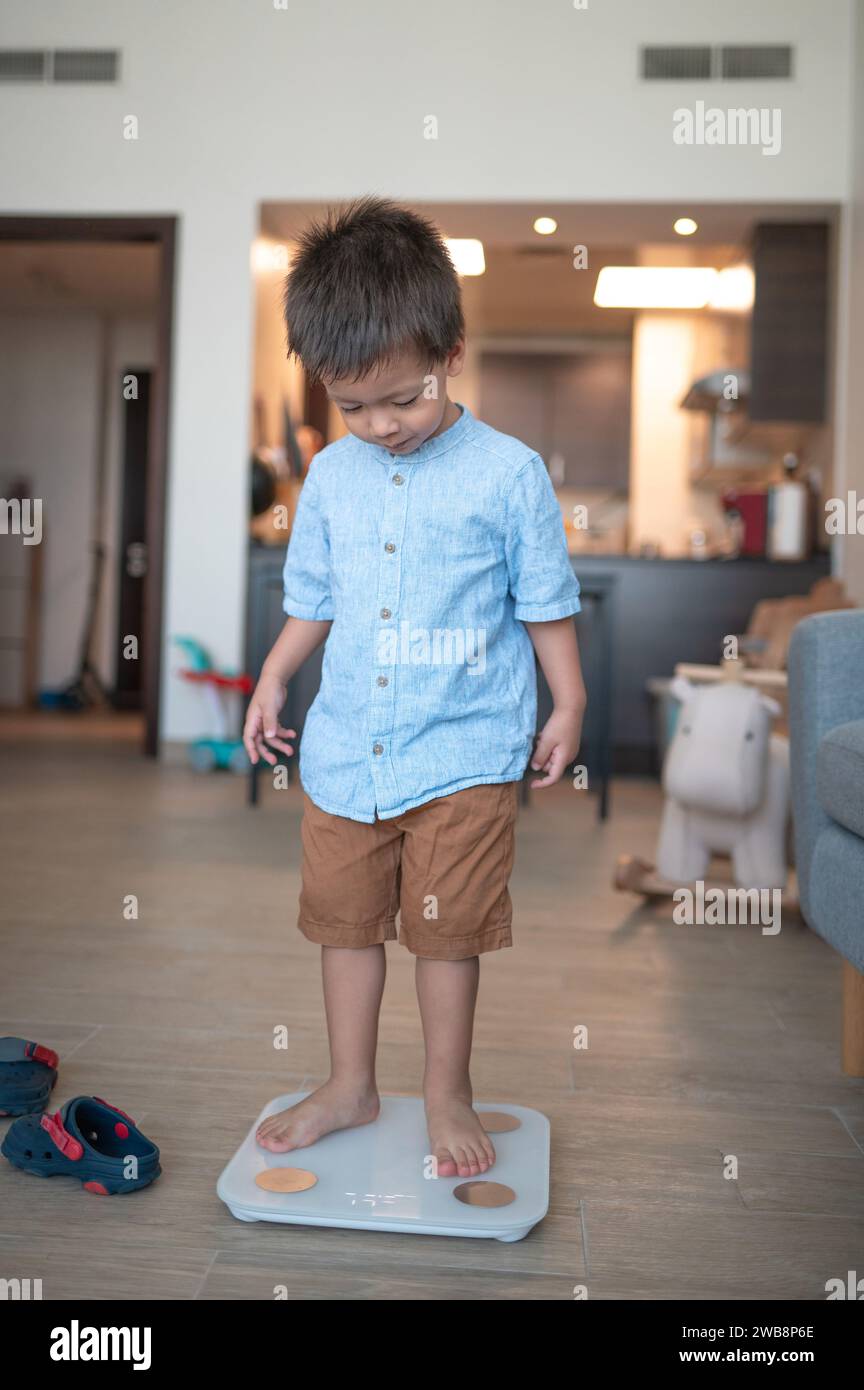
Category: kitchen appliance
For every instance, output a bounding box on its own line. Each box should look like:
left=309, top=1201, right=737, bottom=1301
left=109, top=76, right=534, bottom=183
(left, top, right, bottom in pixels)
left=722, top=488, right=768, bottom=556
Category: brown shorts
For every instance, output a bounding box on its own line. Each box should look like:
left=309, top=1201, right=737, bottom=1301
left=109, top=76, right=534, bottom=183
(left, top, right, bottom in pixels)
left=297, top=782, right=519, bottom=960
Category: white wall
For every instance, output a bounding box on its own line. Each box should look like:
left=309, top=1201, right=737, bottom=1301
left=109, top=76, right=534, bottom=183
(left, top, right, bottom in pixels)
left=835, top=1, right=864, bottom=603
left=629, top=315, right=696, bottom=556
left=0, top=0, right=857, bottom=737
left=0, top=314, right=99, bottom=691
left=0, top=312, right=156, bottom=692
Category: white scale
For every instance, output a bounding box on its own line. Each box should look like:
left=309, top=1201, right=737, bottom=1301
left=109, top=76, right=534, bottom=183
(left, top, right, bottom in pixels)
left=217, top=1092, right=550, bottom=1241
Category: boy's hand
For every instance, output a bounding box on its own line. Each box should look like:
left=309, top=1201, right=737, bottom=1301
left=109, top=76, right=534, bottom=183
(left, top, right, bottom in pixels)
left=529, top=704, right=585, bottom=789
left=243, top=672, right=296, bottom=766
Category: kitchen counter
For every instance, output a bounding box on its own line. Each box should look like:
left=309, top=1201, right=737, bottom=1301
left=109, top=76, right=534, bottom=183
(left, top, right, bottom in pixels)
left=569, top=550, right=832, bottom=771
left=566, top=548, right=830, bottom=565
left=246, top=545, right=833, bottom=777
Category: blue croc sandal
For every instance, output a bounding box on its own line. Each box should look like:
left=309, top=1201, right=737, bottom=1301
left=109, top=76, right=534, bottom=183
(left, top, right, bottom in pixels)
left=0, top=1037, right=59, bottom=1117
left=1, top=1096, right=161, bottom=1195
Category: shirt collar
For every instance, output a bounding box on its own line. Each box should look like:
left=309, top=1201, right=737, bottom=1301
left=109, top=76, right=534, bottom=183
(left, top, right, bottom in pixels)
left=366, top=401, right=473, bottom=466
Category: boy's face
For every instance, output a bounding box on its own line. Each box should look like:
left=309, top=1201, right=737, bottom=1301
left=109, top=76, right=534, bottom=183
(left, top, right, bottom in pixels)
left=323, top=342, right=465, bottom=455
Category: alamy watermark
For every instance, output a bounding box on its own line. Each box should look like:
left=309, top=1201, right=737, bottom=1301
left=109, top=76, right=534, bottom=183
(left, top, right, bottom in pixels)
left=376, top=622, right=486, bottom=675
left=673, top=880, right=781, bottom=935
left=0, top=1276, right=42, bottom=1299
left=825, top=492, right=864, bottom=535
left=1, top=497, right=42, bottom=545
left=826, top=1270, right=864, bottom=1299
left=50, top=1322, right=151, bottom=1369
left=673, top=101, right=781, bottom=157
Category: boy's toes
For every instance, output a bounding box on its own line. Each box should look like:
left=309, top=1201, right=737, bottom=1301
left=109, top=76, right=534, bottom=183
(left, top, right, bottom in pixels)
left=435, top=1149, right=458, bottom=1178
left=257, top=1131, right=294, bottom=1153
left=255, top=1116, right=301, bottom=1152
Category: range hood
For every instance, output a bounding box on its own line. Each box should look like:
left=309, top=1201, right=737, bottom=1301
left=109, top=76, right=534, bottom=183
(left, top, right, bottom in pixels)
left=680, top=368, right=751, bottom=414
left=679, top=367, right=793, bottom=469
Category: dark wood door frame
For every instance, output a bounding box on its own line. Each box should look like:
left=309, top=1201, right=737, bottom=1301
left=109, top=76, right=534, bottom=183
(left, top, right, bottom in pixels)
left=0, top=214, right=177, bottom=756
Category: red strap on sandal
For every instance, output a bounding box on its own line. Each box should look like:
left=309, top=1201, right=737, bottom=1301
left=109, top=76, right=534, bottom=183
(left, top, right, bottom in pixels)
left=93, top=1097, right=135, bottom=1126
left=26, top=1042, right=59, bottom=1070
left=40, top=1110, right=84, bottom=1161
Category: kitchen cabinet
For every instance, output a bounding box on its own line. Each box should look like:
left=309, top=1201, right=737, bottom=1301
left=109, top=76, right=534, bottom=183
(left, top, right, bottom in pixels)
left=749, top=222, right=829, bottom=423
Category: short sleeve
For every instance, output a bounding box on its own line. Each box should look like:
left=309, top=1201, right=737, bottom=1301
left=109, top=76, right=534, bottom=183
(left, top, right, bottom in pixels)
left=282, top=457, right=335, bottom=621
left=504, top=455, right=581, bottom=622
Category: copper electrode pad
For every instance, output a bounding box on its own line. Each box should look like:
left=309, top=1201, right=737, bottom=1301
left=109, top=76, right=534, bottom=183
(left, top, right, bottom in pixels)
left=255, top=1167, right=318, bottom=1193
left=477, top=1111, right=522, bottom=1133
left=453, top=1180, right=517, bottom=1208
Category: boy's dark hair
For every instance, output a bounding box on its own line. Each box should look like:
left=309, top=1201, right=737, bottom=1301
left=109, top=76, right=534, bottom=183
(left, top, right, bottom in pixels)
left=284, top=195, right=464, bottom=384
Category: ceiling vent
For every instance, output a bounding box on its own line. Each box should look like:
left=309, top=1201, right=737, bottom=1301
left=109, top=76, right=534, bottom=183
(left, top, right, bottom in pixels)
left=641, top=46, right=712, bottom=80
left=721, top=46, right=792, bottom=79
left=641, top=44, right=793, bottom=80
left=0, top=51, right=48, bottom=81
left=0, top=49, right=120, bottom=83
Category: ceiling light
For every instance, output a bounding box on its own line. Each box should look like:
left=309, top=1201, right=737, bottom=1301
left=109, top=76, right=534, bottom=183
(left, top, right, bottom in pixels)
left=251, top=238, right=290, bottom=274
left=673, top=217, right=698, bottom=236
left=533, top=216, right=558, bottom=235
left=708, top=264, right=755, bottom=311
left=594, top=266, right=718, bottom=309
left=445, top=239, right=486, bottom=276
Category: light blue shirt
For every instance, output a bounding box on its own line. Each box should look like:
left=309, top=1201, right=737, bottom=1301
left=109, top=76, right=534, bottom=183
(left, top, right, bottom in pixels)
left=282, top=402, right=581, bottom=822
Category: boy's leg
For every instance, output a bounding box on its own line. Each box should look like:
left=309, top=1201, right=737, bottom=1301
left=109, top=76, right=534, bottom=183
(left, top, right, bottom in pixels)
left=416, top=955, right=496, bottom=1178
left=400, top=782, right=520, bottom=1177
left=257, top=943, right=385, bottom=1152
left=258, top=793, right=402, bottom=1153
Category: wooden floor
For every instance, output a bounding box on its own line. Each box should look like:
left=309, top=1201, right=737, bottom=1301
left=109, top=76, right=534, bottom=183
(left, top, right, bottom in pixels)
left=1, top=735, right=862, bottom=1301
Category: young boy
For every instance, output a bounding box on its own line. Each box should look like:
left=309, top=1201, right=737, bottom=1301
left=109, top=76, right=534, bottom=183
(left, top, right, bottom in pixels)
left=243, top=197, right=586, bottom=1179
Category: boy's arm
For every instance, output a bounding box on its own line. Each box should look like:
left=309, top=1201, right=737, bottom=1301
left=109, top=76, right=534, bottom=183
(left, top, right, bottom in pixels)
left=243, top=616, right=331, bottom=766
left=246, top=452, right=334, bottom=766
left=524, top=617, right=587, bottom=788
left=263, top=615, right=332, bottom=684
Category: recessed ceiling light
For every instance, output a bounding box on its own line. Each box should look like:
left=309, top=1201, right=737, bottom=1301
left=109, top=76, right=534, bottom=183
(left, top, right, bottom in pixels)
left=673, top=217, right=699, bottom=236
left=533, top=216, right=558, bottom=236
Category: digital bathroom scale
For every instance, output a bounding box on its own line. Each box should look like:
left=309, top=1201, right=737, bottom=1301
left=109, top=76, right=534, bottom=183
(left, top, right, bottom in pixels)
left=217, top=1092, right=550, bottom=1241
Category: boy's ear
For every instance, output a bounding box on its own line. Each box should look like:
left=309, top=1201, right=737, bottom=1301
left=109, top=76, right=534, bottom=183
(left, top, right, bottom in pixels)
left=446, top=339, right=466, bottom=375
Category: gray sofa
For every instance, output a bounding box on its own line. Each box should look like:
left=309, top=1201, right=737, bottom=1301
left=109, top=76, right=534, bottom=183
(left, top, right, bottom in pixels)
left=788, top=608, right=864, bottom=1074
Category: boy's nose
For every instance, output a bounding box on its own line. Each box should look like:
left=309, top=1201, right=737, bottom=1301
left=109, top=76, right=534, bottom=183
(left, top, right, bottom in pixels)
left=370, top=414, right=399, bottom=440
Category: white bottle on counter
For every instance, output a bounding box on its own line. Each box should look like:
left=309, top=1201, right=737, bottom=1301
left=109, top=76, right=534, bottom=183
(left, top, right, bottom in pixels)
left=767, top=454, right=809, bottom=561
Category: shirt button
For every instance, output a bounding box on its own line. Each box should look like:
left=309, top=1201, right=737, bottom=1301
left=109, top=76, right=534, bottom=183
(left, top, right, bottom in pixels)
left=372, top=743, right=384, bottom=755
left=380, top=607, right=392, bottom=619
left=384, top=541, right=396, bottom=553
left=376, top=675, right=388, bottom=687
left=392, top=473, right=404, bottom=485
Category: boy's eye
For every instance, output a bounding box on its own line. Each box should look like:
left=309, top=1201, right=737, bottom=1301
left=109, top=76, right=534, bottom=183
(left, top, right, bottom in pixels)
left=340, top=395, right=417, bottom=414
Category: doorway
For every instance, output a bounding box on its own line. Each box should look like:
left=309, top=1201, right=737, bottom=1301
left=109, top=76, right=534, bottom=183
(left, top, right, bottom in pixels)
left=114, top=366, right=152, bottom=710
left=0, top=216, right=176, bottom=755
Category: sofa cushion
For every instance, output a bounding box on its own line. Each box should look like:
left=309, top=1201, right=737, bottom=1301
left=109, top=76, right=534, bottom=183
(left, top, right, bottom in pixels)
left=816, top=719, right=864, bottom=839
left=809, top=821, right=864, bottom=971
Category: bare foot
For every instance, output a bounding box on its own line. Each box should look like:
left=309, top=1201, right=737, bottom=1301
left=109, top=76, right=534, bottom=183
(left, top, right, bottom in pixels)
left=425, top=1092, right=496, bottom=1178
left=256, top=1079, right=380, bottom=1153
